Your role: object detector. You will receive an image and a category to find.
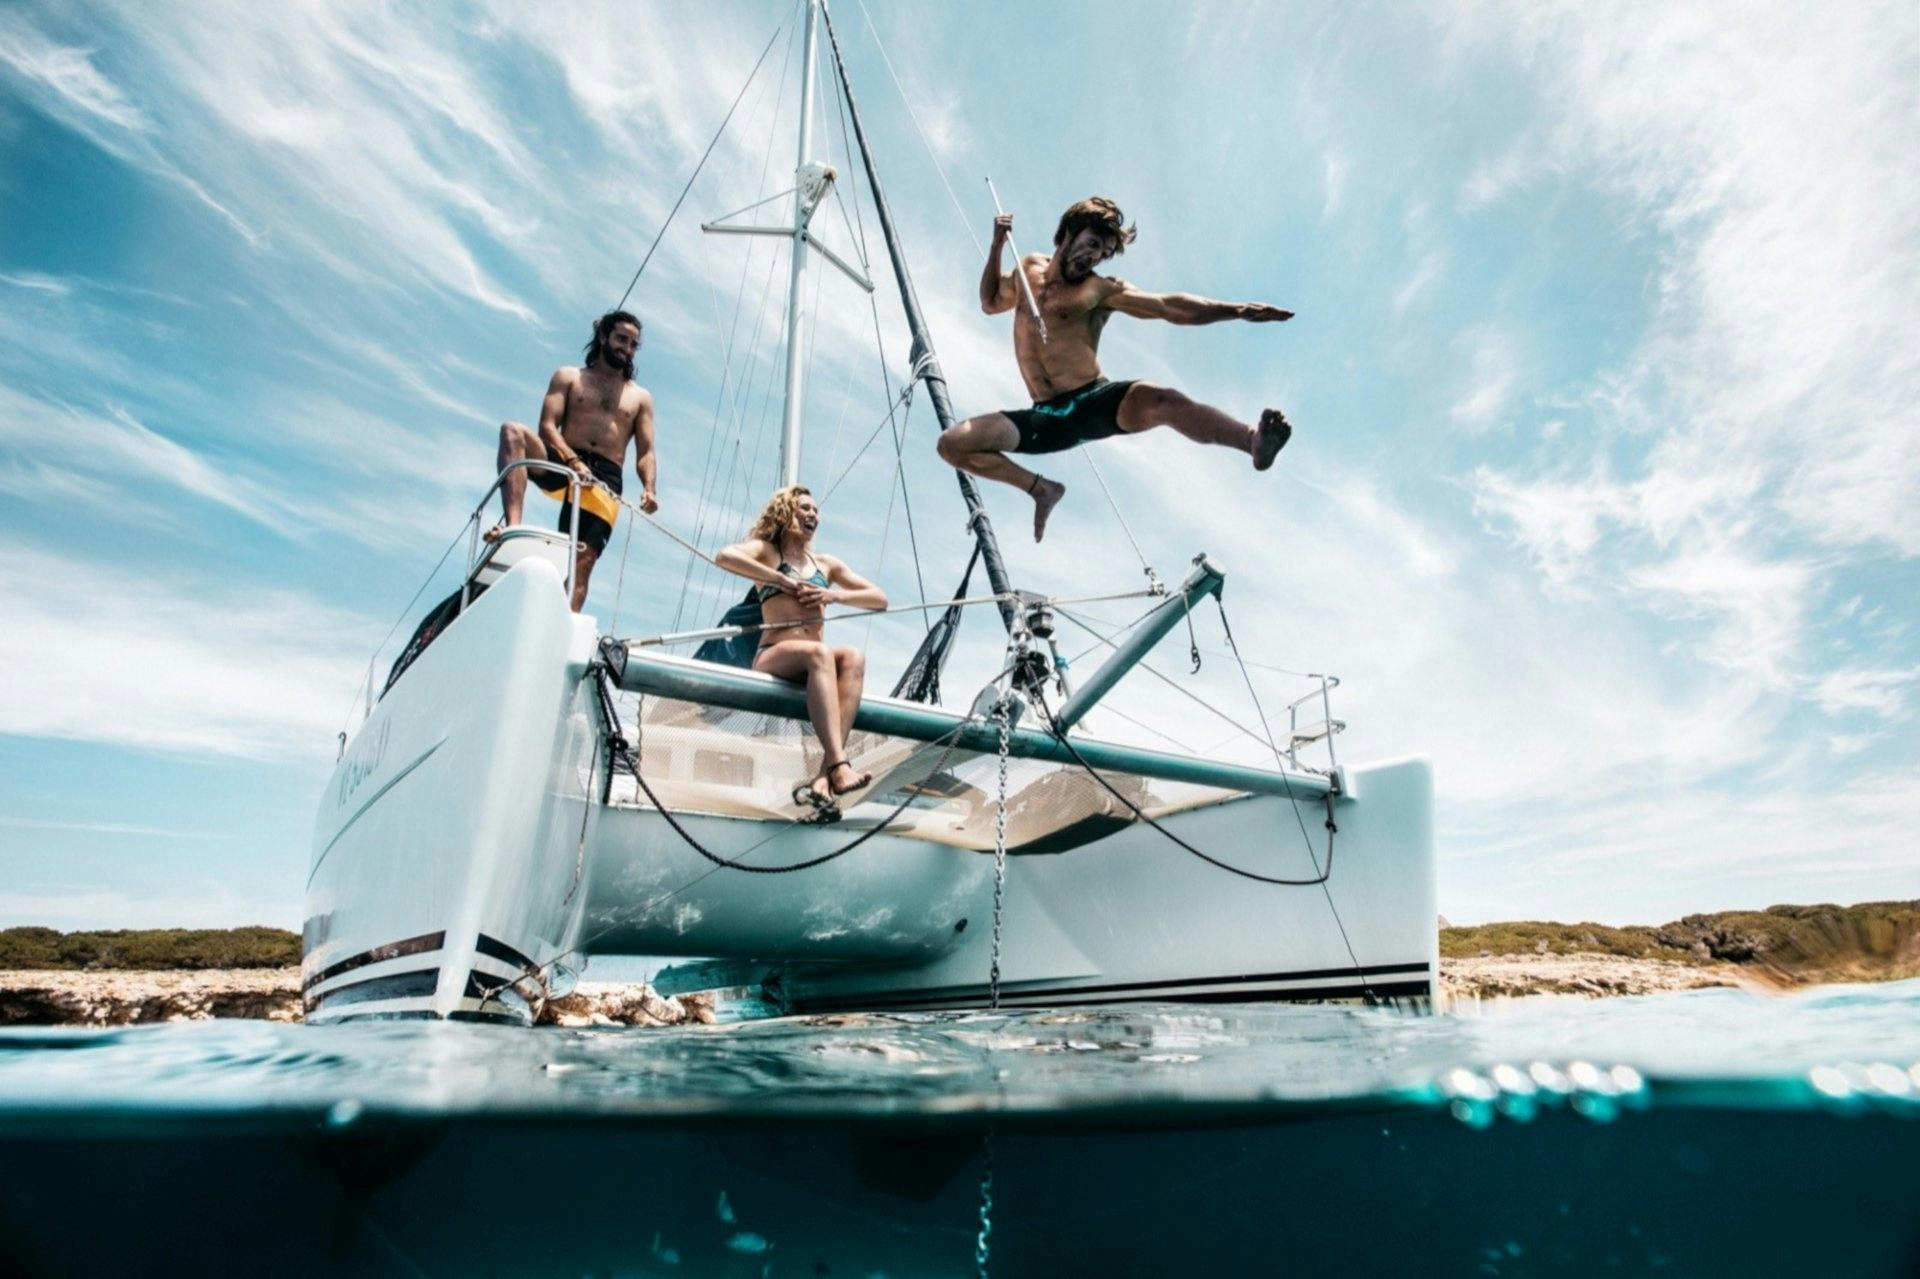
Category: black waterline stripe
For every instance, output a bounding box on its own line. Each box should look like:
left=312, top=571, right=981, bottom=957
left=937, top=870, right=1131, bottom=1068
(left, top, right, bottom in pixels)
left=1040, top=980, right=1435, bottom=1007
left=305, top=967, right=440, bottom=1012
left=797, top=979, right=1434, bottom=1015
left=448, top=1009, right=529, bottom=1026
left=809, top=960, right=1433, bottom=1011
left=317, top=1010, right=441, bottom=1023
left=302, top=930, right=446, bottom=993
left=475, top=933, right=539, bottom=973
left=463, top=971, right=532, bottom=1003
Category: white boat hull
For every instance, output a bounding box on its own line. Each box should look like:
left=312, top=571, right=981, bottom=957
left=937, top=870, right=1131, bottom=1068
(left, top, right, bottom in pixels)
left=305, top=559, right=1436, bottom=1024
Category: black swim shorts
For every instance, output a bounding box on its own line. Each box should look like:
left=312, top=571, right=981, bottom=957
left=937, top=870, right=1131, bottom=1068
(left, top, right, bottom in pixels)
left=533, top=449, right=624, bottom=553
left=1002, top=378, right=1137, bottom=455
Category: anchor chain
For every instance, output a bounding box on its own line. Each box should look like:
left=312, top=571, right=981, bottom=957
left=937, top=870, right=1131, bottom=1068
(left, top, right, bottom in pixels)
left=988, top=697, right=1012, bottom=1010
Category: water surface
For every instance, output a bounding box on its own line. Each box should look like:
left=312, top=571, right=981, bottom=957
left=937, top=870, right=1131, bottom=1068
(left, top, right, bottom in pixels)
left=2, top=982, right=1916, bottom=1275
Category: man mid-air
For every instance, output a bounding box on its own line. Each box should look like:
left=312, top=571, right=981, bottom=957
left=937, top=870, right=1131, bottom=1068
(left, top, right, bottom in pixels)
left=491, top=310, right=659, bottom=611
left=936, top=197, right=1294, bottom=541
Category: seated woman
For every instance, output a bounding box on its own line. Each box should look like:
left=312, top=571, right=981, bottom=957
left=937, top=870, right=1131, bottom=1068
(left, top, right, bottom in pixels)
left=713, top=485, right=888, bottom=809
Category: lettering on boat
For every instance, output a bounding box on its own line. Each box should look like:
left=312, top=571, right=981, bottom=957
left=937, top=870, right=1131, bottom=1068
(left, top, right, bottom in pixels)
left=337, top=719, right=392, bottom=809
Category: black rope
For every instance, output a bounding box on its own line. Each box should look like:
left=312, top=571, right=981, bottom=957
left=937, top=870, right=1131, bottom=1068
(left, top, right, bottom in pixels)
left=1030, top=686, right=1334, bottom=888
left=1208, top=599, right=1378, bottom=999
left=603, top=666, right=982, bottom=874
left=613, top=20, right=787, bottom=312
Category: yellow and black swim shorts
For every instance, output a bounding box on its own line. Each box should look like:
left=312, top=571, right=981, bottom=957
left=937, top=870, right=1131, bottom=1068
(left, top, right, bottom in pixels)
left=534, top=450, right=623, bottom=553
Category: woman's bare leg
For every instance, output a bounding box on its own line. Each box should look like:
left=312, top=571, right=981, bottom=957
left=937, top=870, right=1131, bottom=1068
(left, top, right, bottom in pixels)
left=753, top=640, right=842, bottom=799
left=828, top=646, right=871, bottom=792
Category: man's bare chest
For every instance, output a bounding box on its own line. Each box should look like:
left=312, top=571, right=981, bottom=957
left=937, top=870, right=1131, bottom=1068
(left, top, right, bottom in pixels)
left=567, top=377, right=636, bottom=426
left=1024, top=268, right=1104, bottom=326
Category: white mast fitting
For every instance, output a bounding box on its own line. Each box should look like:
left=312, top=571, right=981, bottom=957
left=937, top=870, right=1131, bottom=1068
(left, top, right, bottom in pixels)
left=700, top=0, right=872, bottom=487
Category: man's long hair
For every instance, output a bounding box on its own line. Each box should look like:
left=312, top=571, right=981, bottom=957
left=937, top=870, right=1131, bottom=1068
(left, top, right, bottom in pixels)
left=584, top=310, right=642, bottom=381
left=749, top=484, right=812, bottom=545
left=1053, top=197, right=1138, bottom=254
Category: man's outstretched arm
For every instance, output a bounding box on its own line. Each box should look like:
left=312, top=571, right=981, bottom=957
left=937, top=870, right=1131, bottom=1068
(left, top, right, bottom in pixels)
left=1103, top=279, right=1292, bottom=326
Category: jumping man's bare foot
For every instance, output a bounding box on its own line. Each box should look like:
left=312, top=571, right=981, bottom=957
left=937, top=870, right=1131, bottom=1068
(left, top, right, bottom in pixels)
left=482, top=519, right=508, bottom=543
left=1030, top=477, right=1066, bottom=542
left=1252, top=409, right=1292, bottom=472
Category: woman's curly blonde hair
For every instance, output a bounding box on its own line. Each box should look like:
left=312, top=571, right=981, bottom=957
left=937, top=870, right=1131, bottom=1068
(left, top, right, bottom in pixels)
left=749, top=484, right=813, bottom=544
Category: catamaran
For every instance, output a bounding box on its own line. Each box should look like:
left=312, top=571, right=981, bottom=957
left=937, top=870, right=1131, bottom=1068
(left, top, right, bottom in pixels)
left=303, top=0, right=1435, bottom=1026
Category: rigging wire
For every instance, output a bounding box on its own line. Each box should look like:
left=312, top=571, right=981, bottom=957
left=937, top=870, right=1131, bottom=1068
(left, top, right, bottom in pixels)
left=1052, top=604, right=1283, bottom=754
left=613, top=20, right=789, bottom=312
left=1075, top=445, right=1162, bottom=591
left=336, top=514, right=475, bottom=741
left=672, top=9, right=804, bottom=632
left=852, top=0, right=985, bottom=258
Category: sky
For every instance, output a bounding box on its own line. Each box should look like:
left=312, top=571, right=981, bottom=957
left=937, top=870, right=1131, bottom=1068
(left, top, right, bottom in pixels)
left=0, top=0, right=1914, bottom=931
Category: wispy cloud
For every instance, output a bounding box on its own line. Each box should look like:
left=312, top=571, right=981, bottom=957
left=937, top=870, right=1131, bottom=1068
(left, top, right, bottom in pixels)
left=1459, top=0, right=1917, bottom=717
left=0, top=886, right=286, bottom=931
left=0, top=542, right=372, bottom=758
left=1447, top=328, right=1517, bottom=430
left=0, top=386, right=283, bottom=529
left=0, top=816, right=211, bottom=839
left=1812, top=667, right=1916, bottom=720
left=0, top=9, right=256, bottom=238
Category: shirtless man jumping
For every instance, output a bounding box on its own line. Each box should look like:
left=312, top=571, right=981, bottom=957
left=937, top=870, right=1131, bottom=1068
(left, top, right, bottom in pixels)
left=936, top=197, right=1294, bottom=541
left=493, top=309, right=659, bottom=611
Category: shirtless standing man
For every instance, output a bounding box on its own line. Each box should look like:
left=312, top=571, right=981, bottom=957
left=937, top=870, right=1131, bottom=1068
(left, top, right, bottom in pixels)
left=492, top=310, right=659, bottom=611
left=935, top=197, right=1294, bottom=541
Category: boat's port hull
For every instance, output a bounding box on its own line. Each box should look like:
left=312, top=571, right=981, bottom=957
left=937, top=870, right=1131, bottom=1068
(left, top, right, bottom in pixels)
left=304, top=559, right=599, bottom=1025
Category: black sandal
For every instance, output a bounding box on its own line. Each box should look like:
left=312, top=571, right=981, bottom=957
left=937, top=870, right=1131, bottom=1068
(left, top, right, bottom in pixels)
left=823, top=758, right=873, bottom=796
left=791, top=780, right=842, bottom=823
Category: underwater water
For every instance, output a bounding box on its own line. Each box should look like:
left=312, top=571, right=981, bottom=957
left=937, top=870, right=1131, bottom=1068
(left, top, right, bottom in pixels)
left=1, top=982, right=1917, bottom=1277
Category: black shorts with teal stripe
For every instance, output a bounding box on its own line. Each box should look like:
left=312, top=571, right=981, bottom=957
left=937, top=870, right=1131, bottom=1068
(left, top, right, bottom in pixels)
left=1003, top=378, right=1137, bottom=454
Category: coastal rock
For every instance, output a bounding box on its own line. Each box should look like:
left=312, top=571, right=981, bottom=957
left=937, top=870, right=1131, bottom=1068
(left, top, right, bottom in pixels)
left=539, top=984, right=717, bottom=1028
left=0, top=970, right=717, bottom=1028
left=1439, top=953, right=1746, bottom=1006
left=0, top=969, right=301, bottom=1025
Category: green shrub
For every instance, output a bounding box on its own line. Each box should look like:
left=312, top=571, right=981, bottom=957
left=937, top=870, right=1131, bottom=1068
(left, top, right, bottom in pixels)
left=1442, top=900, right=1919, bottom=982
left=0, top=926, right=300, bottom=971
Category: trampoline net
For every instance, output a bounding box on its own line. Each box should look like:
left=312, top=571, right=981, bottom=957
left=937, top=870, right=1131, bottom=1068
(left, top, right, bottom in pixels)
left=605, top=691, right=1244, bottom=851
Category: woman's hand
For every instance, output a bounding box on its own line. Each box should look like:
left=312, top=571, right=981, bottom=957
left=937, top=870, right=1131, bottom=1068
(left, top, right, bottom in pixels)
left=793, top=581, right=838, bottom=608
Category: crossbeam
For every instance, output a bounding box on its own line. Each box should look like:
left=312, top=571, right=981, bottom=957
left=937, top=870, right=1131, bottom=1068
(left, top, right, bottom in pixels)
left=600, top=645, right=1330, bottom=801
left=1052, top=556, right=1224, bottom=733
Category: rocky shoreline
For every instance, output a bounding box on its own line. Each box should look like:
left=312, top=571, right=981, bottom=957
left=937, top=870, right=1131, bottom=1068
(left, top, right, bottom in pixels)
left=0, top=970, right=717, bottom=1028
left=0, top=954, right=1773, bottom=1027
left=1438, top=953, right=1750, bottom=1004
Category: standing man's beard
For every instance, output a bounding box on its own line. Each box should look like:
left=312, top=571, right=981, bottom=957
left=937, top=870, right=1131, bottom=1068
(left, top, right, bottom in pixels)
left=595, top=351, right=635, bottom=380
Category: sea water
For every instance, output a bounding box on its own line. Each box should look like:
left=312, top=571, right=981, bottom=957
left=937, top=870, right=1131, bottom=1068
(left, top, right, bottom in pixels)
left=1, top=982, right=1917, bottom=1277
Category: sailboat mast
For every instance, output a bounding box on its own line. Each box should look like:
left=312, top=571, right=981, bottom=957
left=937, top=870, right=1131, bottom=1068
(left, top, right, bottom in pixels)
left=818, top=0, right=1018, bottom=634
left=777, top=0, right=824, bottom=487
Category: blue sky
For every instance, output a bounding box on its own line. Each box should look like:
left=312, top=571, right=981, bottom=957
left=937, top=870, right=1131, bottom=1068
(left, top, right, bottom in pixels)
left=0, top=0, right=1913, bottom=930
